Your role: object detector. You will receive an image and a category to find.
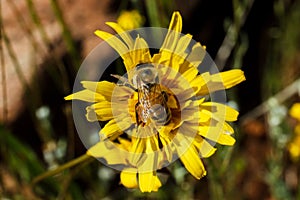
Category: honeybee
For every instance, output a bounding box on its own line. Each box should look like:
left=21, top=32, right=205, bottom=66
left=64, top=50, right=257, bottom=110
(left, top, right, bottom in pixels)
left=112, top=63, right=171, bottom=127
left=133, top=63, right=171, bottom=126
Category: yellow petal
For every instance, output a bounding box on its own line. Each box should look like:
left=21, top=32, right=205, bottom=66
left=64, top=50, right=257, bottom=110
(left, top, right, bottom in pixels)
left=152, top=12, right=183, bottom=70
left=100, top=118, right=131, bottom=138
left=173, top=129, right=206, bottom=179
left=87, top=140, right=127, bottom=165
left=193, top=136, right=217, bottom=158
left=192, top=70, right=245, bottom=95
left=131, top=36, right=152, bottom=64
left=167, top=34, right=192, bottom=72
left=160, top=11, right=182, bottom=51
left=218, top=69, right=246, bottom=89
left=200, top=102, right=239, bottom=122
left=198, top=125, right=236, bottom=146
left=94, top=30, right=129, bottom=56
left=129, top=137, right=146, bottom=166
left=64, top=89, right=105, bottom=102
left=106, top=22, right=134, bottom=48
left=81, top=81, right=116, bottom=100
left=120, top=170, right=138, bottom=189
left=117, top=137, right=132, bottom=151
left=174, top=34, right=192, bottom=56
left=179, top=42, right=205, bottom=74
left=138, top=172, right=162, bottom=192
left=181, top=65, right=199, bottom=83
left=86, top=101, right=113, bottom=121
left=178, top=142, right=206, bottom=179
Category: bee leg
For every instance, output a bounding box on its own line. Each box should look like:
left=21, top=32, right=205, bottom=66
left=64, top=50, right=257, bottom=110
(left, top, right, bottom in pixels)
left=135, top=102, right=143, bottom=126
left=162, top=91, right=168, bottom=102
left=111, top=74, right=136, bottom=90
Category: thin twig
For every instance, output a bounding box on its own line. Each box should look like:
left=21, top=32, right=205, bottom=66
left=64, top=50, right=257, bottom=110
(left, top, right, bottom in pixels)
left=214, top=0, right=255, bottom=70
left=240, top=78, right=300, bottom=125
left=56, top=155, right=95, bottom=200
left=24, top=0, right=71, bottom=92
left=14, top=0, right=75, bottom=152
left=50, top=0, right=81, bottom=69
left=26, top=0, right=51, bottom=47
left=8, top=0, right=40, bottom=53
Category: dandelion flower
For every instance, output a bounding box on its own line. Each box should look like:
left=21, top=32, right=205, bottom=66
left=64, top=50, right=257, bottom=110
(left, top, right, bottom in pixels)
left=288, top=103, right=300, bottom=161
left=65, top=11, right=245, bottom=192
left=117, top=10, right=145, bottom=31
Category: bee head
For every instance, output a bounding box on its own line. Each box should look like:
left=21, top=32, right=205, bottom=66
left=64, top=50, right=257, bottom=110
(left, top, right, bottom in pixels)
left=133, top=63, right=159, bottom=86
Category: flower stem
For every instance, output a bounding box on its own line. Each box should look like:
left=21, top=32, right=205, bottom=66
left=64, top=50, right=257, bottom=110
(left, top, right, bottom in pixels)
left=207, top=159, right=224, bottom=200
left=32, top=154, right=93, bottom=185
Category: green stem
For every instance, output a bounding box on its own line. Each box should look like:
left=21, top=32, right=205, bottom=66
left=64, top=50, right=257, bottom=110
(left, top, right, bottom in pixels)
left=26, top=0, right=51, bottom=47
left=32, top=154, right=93, bottom=185
left=145, top=0, right=161, bottom=27
left=207, top=159, right=224, bottom=200
left=50, top=0, right=81, bottom=69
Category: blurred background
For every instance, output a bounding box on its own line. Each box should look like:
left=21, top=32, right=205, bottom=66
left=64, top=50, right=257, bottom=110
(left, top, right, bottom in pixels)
left=1, top=0, right=300, bottom=199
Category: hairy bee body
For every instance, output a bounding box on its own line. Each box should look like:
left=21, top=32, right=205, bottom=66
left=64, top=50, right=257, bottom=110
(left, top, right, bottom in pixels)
left=134, top=64, right=171, bottom=126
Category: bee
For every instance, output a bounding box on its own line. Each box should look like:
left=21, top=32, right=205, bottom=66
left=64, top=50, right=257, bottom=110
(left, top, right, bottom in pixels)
left=112, top=63, right=171, bottom=127
left=133, top=63, right=171, bottom=127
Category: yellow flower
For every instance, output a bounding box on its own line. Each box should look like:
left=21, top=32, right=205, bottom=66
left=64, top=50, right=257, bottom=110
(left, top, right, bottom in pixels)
left=289, top=103, right=300, bottom=122
left=117, top=10, right=145, bottom=31
left=288, top=103, right=300, bottom=161
left=65, top=11, right=245, bottom=192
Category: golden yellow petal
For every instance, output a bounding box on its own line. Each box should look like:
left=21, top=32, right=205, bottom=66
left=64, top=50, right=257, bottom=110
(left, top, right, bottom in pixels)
left=86, top=101, right=113, bottom=122
left=129, top=137, right=145, bottom=165
left=87, top=141, right=127, bottom=165
left=173, top=129, right=206, bottom=179
left=64, top=90, right=105, bottom=102
left=131, top=36, right=152, bottom=65
left=105, top=22, right=134, bottom=48
left=217, top=134, right=236, bottom=145
left=94, top=30, right=129, bottom=56
left=179, top=144, right=206, bottom=179
left=100, top=118, right=131, bottom=138
left=174, top=34, right=192, bottom=56
left=152, top=12, right=183, bottom=69
left=200, top=102, right=239, bottom=122
left=138, top=172, right=162, bottom=192
left=117, top=137, right=132, bottom=151
left=198, top=125, right=236, bottom=146
left=190, top=72, right=211, bottom=95
left=193, top=136, right=217, bottom=158
left=159, top=138, right=173, bottom=162
left=162, top=34, right=192, bottom=72
left=120, top=170, right=138, bottom=189
left=192, top=70, right=245, bottom=95
left=218, top=69, right=246, bottom=89
left=223, top=121, right=234, bottom=134
left=81, top=81, right=116, bottom=100
left=146, top=135, right=160, bottom=152
left=168, top=11, right=182, bottom=32
left=181, top=65, right=199, bottom=83
left=160, top=12, right=182, bottom=51
left=179, top=42, right=205, bottom=74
